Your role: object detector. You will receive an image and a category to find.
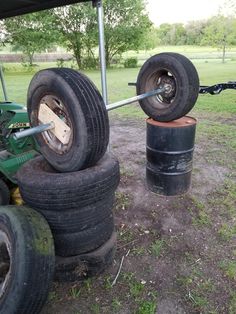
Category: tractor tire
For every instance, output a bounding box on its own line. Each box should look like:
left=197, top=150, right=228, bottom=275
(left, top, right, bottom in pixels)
left=17, top=153, right=120, bottom=211
left=136, top=53, right=199, bottom=121
left=37, top=194, right=115, bottom=234
left=0, top=205, right=55, bottom=314
left=27, top=68, right=109, bottom=172
left=0, top=179, right=10, bottom=205
left=55, top=231, right=117, bottom=282
left=54, top=214, right=114, bottom=257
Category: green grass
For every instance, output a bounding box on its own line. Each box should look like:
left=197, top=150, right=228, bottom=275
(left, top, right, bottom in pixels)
left=149, top=239, right=166, bottom=257
left=219, top=261, right=236, bottom=280
left=1, top=46, right=236, bottom=120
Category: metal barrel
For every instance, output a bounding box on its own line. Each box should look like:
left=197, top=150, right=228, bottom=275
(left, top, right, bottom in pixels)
left=146, top=116, right=197, bottom=196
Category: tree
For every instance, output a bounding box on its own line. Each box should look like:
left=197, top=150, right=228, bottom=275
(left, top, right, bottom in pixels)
left=51, top=0, right=152, bottom=68
left=103, top=0, right=152, bottom=65
left=52, top=3, right=97, bottom=68
left=4, top=12, right=57, bottom=66
left=185, top=20, right=207, bottom=45
left=201, top=15, right=236, bottom=63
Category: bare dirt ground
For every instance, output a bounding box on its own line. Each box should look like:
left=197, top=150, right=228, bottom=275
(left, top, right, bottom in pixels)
left=42, top=113, right=236, bottom=314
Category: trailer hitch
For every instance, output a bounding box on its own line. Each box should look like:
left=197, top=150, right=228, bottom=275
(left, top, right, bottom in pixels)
left=129, top=81, right=236, bottom=95
left=198, top=81, right=236, bottom=95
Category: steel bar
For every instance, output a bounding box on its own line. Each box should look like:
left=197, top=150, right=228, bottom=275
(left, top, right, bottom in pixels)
left=13, top=122, right=54, bottom=140
left=0, top=65, right=8, bottom=102
left=97, top=0, right=108, bottom=107
left=106, top=87, right=165, bottom=111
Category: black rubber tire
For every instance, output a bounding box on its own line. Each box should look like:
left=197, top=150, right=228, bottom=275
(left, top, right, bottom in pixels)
left=136, top=53, right=199, bottom=121
left=54, top=214, right=114, bottom=257
left=27, top=68, right=109, bottom=172
left=37, top=193, right=115, bottom=234
left=0, top=179, right=10, bottom=205
left=17, top=153, right=120, bottom=211
left=0, top=205, right=55, bottom=314
left=55, top=231, right=117, bottom=282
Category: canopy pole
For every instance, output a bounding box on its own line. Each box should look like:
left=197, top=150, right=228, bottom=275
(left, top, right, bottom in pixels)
left=0, top=65, right=8, bottom=102
left=95, top=0, right=108, bottom=107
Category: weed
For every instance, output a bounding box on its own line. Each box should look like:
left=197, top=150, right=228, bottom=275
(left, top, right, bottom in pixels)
left=136, top=300, right=157, bottom=314
left=69, top=286, right=81, bottom=299
left=84, top=278, right=93, bottom=293
left=188, top=291, right=209, bottom=309
left=120, top=166, right=134, bottom=178
left=104, top=275, right=113, bottom=290
left=229, top=292, right=236, bottom=314
left=149, top=239, right=166, bottom=256
left=218, top=223, right=236, bottom=241
left=112, top=298, right=122, bottom=311
left=130, top=281, right=144, bottom=298
left=115, top=191, right=131, bottom=211
left=90, top=303, right=100, bottom=314
left=219, top=261, right=236, bottom=280
left=47, top=291, right=58, bottom=302
left=131, top=246, right=146, bottom=256
left=118, top=227, right=135, bottom=243
left=192, top=210, right=211, bottom=226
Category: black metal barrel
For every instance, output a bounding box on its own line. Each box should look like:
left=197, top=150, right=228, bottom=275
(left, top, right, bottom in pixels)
left=146, top=116, right=197, bottom=196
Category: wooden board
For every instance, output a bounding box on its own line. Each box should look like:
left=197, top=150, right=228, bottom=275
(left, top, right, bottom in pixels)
left=38, top=103, right=71, bottom=145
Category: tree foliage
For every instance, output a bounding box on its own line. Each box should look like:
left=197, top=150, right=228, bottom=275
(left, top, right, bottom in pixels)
left=51, top=3, right=97, bottom=68
left=103, top=0, right=151, bottom=65
left=4, top=12, right=57, bottom=65
left=200, top=15, right=236, bottom=62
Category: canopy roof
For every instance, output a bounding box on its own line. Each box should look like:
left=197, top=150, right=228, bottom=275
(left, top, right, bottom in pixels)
left=0, top=0, right=92, bottom=19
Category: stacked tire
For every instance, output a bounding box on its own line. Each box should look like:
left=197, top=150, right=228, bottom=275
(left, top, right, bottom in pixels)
left=17, top=68, right=120, bottom=282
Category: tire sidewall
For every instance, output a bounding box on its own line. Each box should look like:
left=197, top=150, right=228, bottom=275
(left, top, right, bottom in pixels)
left=137, top=53, right=199, bottom=121
left=28, top=70, right=88, bottom=171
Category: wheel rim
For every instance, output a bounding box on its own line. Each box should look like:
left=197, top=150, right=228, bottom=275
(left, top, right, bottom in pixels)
left=38, top=95, right=73, bottom=155
left=145, top=69, right=177, bottom=110
left=0, top=231, right=11, bottom=299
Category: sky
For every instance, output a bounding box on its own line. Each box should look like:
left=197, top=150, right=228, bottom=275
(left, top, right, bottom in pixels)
left=146, top=0, right=226, bottom=25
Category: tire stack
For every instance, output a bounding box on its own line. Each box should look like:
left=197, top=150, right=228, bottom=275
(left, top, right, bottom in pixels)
left=17, top=68, right=120, bottom=281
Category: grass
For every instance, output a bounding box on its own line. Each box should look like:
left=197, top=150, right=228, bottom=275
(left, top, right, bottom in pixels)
left=219, top=261, right=236, bottom=280
left=149, top=239, right=166, bottom=257
left=1, top=46, right=236, bottom=314
left=1, top=46, right=236, bottom=120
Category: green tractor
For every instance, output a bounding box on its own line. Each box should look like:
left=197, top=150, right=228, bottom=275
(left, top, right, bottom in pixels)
left=0, top=66, right=38, bottom=204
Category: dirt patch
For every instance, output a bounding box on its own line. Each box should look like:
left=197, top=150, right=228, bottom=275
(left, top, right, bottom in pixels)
left=42, top=115, right=236, bottom=314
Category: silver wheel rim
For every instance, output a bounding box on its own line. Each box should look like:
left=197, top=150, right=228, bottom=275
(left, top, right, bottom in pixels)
left=0, top=230, right=11, bottom=299
left=145, top=69, right=177, bottom=110
left=38, top=95, right=73, bottom=155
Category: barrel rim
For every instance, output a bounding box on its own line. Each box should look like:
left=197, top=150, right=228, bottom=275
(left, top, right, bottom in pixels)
left=147, top=116, right=197, bottom=128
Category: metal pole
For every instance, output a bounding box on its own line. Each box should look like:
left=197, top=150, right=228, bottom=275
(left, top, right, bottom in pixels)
left=106, top=88, right=165, bottom=111
left=0, top=65, right=8, bottom=102
left=13, top=122, right=54, bottom=140
left=96, top=0, right=108, bottom=107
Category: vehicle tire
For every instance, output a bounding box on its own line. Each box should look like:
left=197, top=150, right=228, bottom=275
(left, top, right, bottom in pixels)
left=17, top=153, right=120, bottom=211
left=0, top=205, right=55, bottom=314
left=27, top=68, right=109, bottom=172
left=55, top=231, right=117, bottom=282
left=136, top=53, right=199, bottom=121
left=54, top=214, right=114, bottom=257
left=0, top=179, right=10, bottom=205
left=37, top=193, right=115, bottom=234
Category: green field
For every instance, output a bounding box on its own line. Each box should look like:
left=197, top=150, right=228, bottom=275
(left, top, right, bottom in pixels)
left=1, top=48, right=236, bottom=119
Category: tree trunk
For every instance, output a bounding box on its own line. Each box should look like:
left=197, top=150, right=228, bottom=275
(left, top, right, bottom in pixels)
left=222, top=44, right=226, bottom=63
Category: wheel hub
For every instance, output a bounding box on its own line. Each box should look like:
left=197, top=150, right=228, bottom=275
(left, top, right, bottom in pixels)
left=157, top=75, right=176, bottom=99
